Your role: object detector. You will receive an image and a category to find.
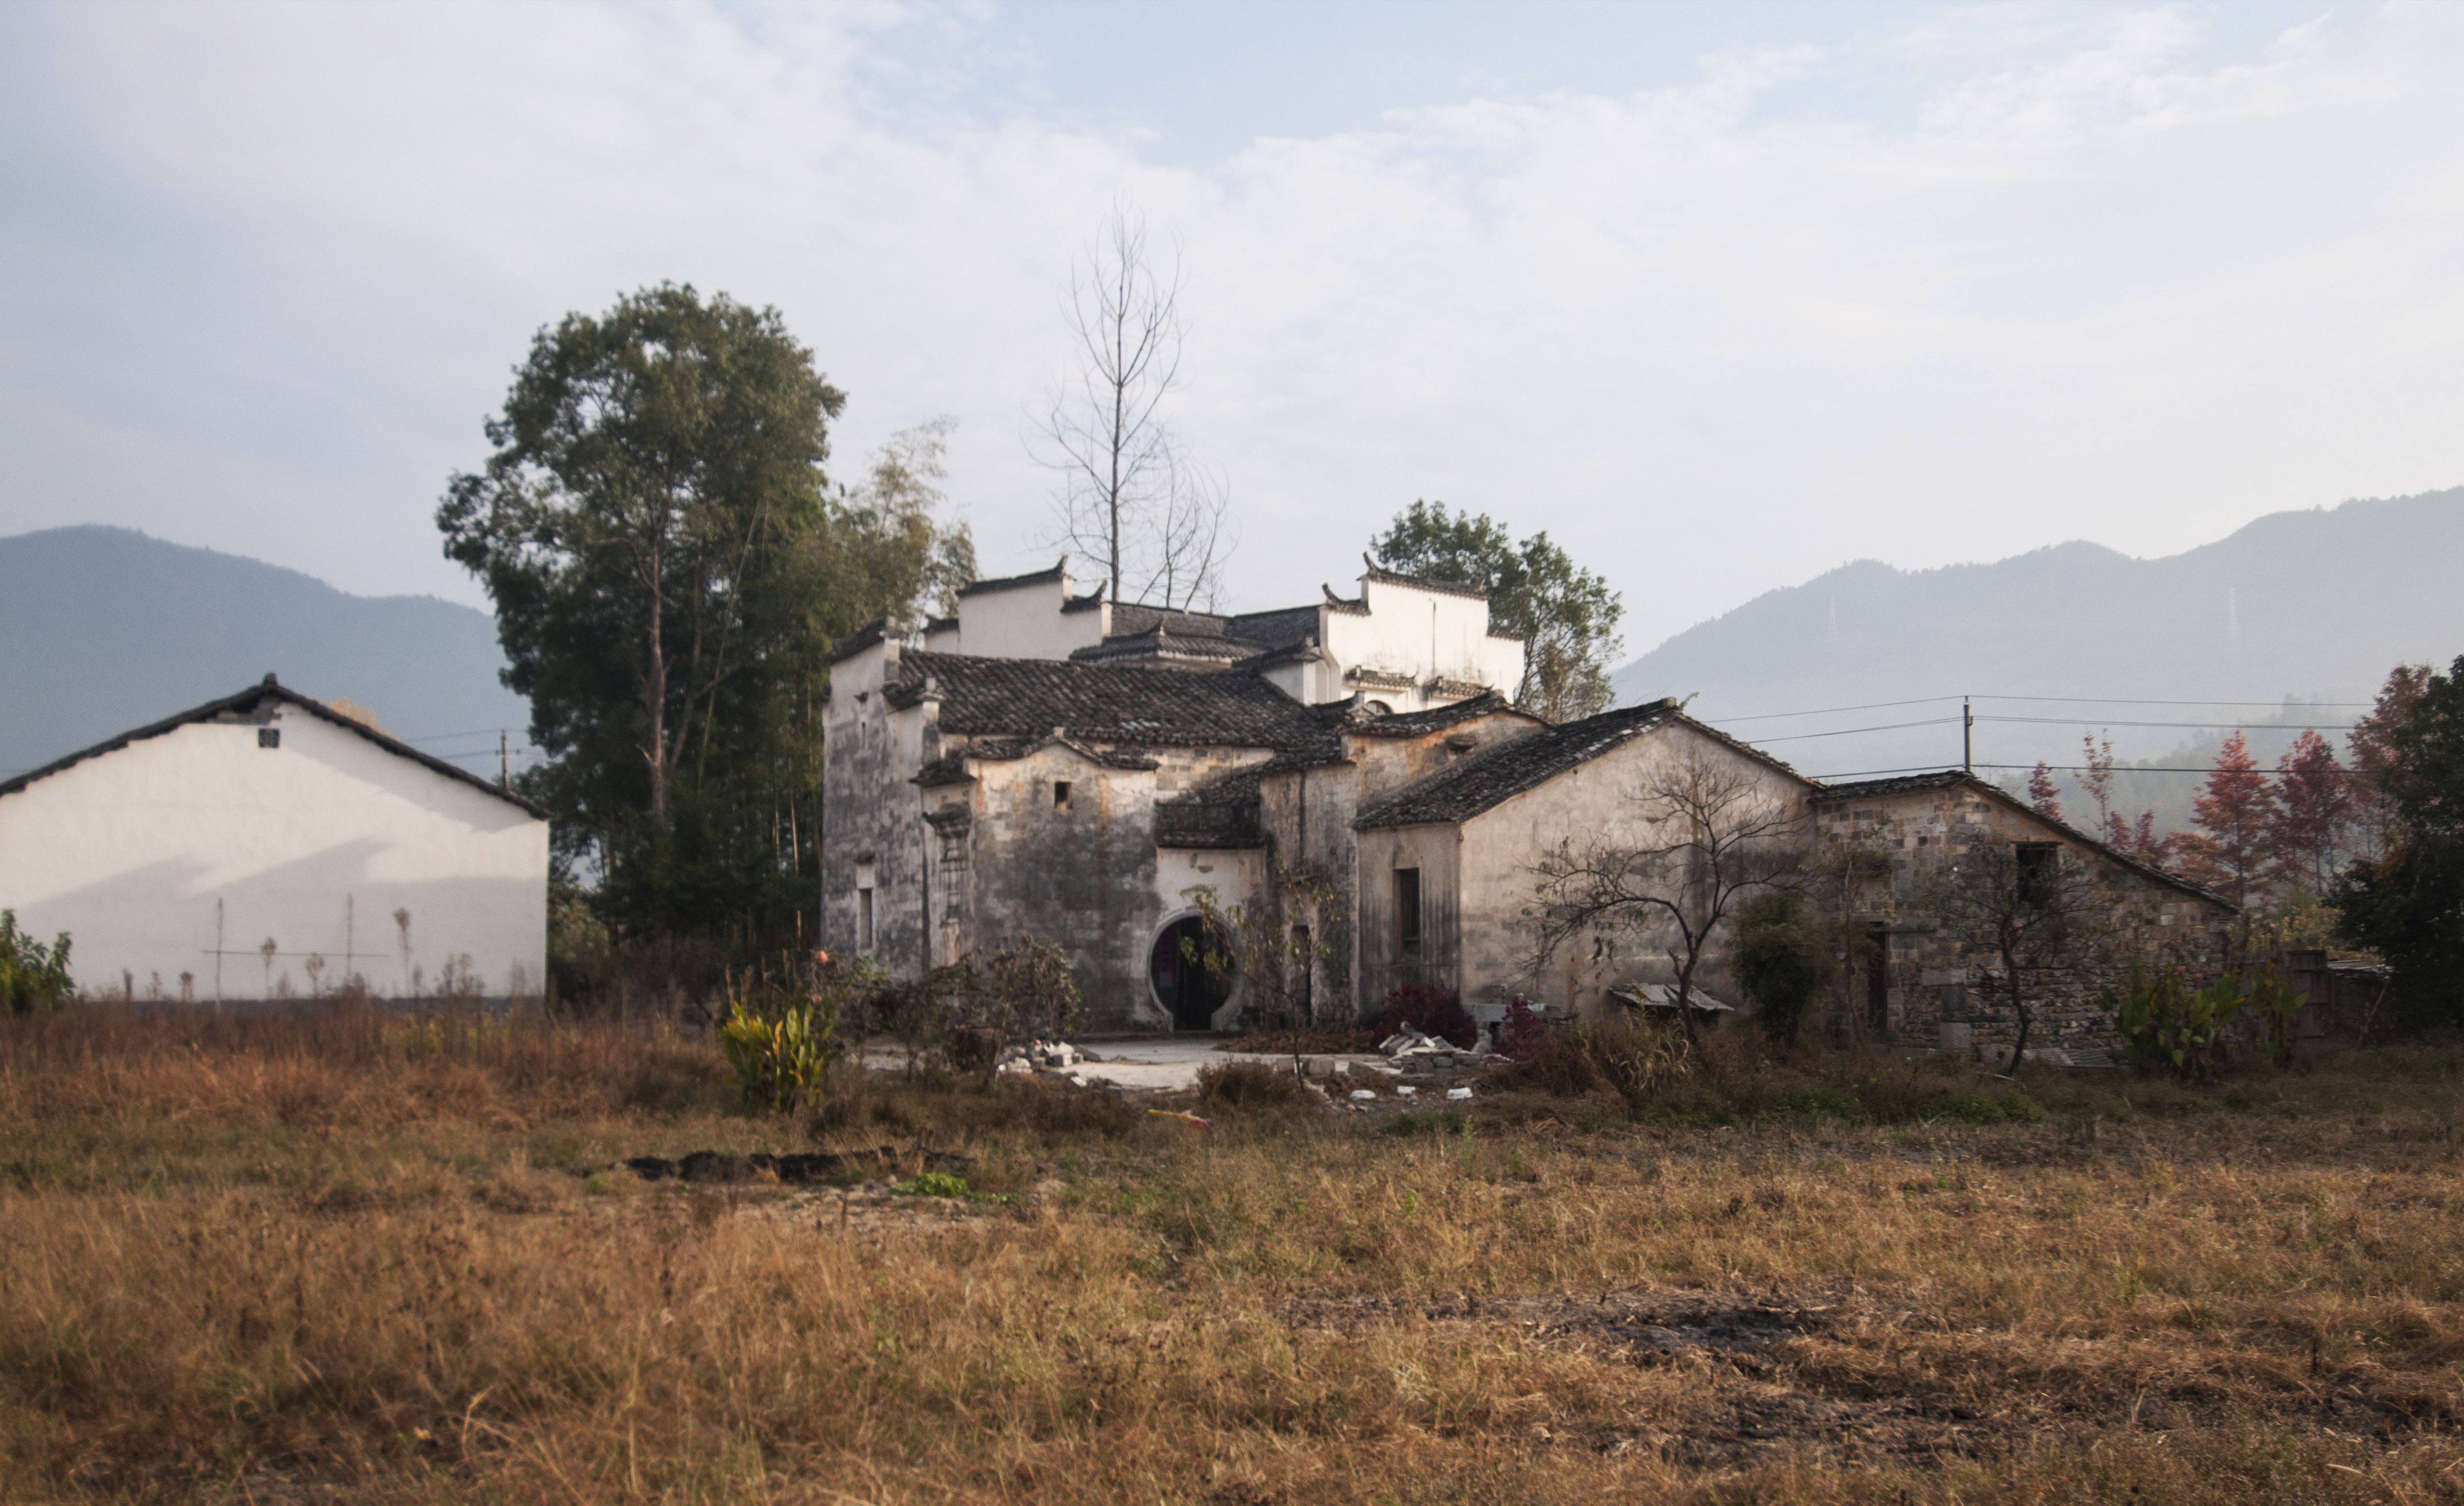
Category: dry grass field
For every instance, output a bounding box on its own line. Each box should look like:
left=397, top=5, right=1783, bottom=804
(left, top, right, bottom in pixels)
left=3, top=1006, right=2462, bottom=1504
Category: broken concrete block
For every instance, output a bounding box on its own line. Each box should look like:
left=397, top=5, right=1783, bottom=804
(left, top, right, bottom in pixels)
left=1349, top=1089, right=1376, bottom=1101
left=1445, top=1086, right=1473, bottom=1101
left=1396, top=1085, right=1416, bottom=1097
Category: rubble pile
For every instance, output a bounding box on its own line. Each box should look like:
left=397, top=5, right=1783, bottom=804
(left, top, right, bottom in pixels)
left=1376, top=1025, right=1489, bottom=1070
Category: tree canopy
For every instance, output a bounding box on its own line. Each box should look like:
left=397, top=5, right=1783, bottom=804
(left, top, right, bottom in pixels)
left=1368, top=501, right=1625, bottom=721
left=2334, top=653, right=2464, bottom=1028
left=438, top=284, right=963, bottom=938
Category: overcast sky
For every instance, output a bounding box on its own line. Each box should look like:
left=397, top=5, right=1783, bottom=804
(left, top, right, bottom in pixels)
left=3, top=1, right=2459, bottom=659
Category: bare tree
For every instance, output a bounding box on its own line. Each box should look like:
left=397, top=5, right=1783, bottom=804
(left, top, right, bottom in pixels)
left=1034, top=205, right=1230, bottom=609
left=1916, top=836, right=2106, bottom=1073
left=1529, top=753, right=1804, bottom=1048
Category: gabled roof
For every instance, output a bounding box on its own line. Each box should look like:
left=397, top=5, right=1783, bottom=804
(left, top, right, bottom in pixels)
left=1333, top=689, right=1526, bottom=738
left=1360, top=556, right=1492, bottom=602
left=1069, top=627, right=1258, bottom=666
left=956, top=559, right=1068, bottom=598
left=916, top=735, right=1160, bottom=788
left=0, top=675, right=548, bottom=817
left=888, top=651, right=1325, bottom=750
left=1354, top=700, right=1681, bottom=829
left=1154, top=763, right=1270, bottom=849
left=1811, top=769, right=2234, bottom=908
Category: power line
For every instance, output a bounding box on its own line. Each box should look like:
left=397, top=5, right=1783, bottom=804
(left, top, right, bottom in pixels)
left=1711, top=693, right=2374, bottom=723
left=1806, top=760, right=2374, bottom=781
left=1974, top=694, right=2374, bottom=708
left=1718, top=696, right=1960, bottom=723
left=1978, top=716, right=2357, bottom=731
left=1745, top=717, right=1964, bottom=744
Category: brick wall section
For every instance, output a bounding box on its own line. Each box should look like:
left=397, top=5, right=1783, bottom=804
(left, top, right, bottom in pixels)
left=1810, top=777, right=2235, bottom=1061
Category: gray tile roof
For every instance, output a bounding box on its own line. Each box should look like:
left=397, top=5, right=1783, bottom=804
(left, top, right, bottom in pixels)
left=955, top=560, right=1067, bottom=598
left=1354, top=700, right=1680, bottom=829
left=1154, top=764, right=1269, bottom=849
left=890, top=651, right=1325, bottom=749
left=0, top=675, right=547, bottom=816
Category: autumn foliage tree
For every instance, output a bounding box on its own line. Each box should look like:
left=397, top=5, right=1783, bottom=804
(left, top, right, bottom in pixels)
left=2270, top=729, right=2355, bottom=894
left=2026, top=762, right=2063, bottom=821
left=2349, top=664, right=2434, bottom=863
left=2178, top=731, right=2279, bottom=909
left=2333, top=654, right=2464, bottom=1028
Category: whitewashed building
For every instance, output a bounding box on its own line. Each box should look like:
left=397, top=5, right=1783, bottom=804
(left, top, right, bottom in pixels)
left=0, top=675, right=549, bottom=1003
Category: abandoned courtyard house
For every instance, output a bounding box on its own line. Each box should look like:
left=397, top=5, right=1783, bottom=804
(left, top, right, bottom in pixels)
left=825, top=558, right=2245, bottom=1055
left=0, top=675, right=550, bottom=1003
left=1810, top=771, right=2236, bottom=1062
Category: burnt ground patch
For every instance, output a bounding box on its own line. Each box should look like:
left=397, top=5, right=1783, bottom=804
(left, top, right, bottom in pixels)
left=1278, top=1284, right=2457, bottom=1470
left=622, top=1146, right=977, bottom=1184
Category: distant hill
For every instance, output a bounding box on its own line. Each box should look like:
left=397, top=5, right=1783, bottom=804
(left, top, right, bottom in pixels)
left=1611, top=487, right=2464, bottom=789
left=0, top=527, right=528, bottom=780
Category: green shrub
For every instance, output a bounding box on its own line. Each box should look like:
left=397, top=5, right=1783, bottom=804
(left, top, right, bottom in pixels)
left=0, top=912, right=72, bottom=1015
left=2105, top=962, right=2236, bottom=1081
left=1732, top=892, right=1835, bottom=1045
left=717, top=958, right=846, bottom=1112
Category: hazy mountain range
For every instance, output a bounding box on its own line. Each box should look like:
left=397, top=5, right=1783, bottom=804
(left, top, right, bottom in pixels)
left=1611, top=487, right=2464, bottom=813
left=0, top=527, right=526, bottom=781
left=7, top=489, right=2459, bottom=837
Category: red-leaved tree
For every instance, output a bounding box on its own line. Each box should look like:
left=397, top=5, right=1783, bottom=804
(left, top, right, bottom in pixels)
left=2349, top=664, right=2432, bottom=862
left=2027, top=762, right=2063, bottom=821
left=2179, top=731, right=2280, bottom=908
left=2270, top=729, right=2354, bottom=893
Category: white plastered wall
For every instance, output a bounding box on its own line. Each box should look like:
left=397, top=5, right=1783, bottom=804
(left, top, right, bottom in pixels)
left=952, top=572, right=1108, bottom=660
left=1320, top=577, right=1526, bottom=710
left=0, top=709, right=549, bottom=1002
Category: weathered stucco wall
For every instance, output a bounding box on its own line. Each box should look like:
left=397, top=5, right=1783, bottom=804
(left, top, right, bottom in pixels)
left=822, top=639, right=931, bottom=975
left=0, top=709, right=547, bottom=1002
left=954, top=747, right=1169, bottom=1031
left=1353, top=822, right=1463, bottom=1018
left=1456, top=727, right=1808, bottom=1020
left=1811, top=786, right=2234, bottom=1059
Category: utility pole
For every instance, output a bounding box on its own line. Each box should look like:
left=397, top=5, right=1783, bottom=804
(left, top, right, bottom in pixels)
left=1962, top=697, right=1973, bottom=773
left=499, top=731, right=510, bottom=790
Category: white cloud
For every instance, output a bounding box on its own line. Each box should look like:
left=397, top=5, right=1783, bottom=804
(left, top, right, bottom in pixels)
left=1, top=0, right=2459, bottom=660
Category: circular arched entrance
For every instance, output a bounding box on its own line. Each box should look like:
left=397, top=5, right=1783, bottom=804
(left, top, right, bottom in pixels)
left=1150, top=915, right=1236, bottom=1031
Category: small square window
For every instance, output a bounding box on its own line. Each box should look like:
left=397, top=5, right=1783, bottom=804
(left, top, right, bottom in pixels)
left=257, top=728, right=280, bottom=749
left=1053, top=781, right=1072, bottom=810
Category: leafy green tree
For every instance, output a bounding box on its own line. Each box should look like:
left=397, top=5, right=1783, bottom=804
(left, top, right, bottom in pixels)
left=2334, top=653, right=2464, bottom=1028
left=1369, top=501, right=1626, bottom=722
left=1731, top=891, right=1835, bottom=1046
left=438, top=285, right=957, bottom=938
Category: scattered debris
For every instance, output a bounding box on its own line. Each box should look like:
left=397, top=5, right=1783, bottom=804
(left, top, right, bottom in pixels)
left=1146, top=1108, right=1211, bottom=1131
left=622, top=1146, right=975, bottom=1185
left=1349, top=1089, right=1377, bottom=1101
left=1446, top=1086, right=1474, bottom=1101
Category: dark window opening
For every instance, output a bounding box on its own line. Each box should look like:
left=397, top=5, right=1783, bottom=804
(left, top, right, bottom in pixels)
left=1396, top=868, right=1423, bottom=961
left=857, top=888, right=875, bottom=954
left=1053, top=781, right=1072, bottom=810
left=2016, top=843, right=2058, bottom=907
left=1864, top=922, right=1890, bottom=1039
left=258, top=728, right=280, bottom=749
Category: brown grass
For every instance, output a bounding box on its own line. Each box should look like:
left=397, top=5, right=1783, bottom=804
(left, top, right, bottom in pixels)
left=3, top=1004, right=2462, bottom=1503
